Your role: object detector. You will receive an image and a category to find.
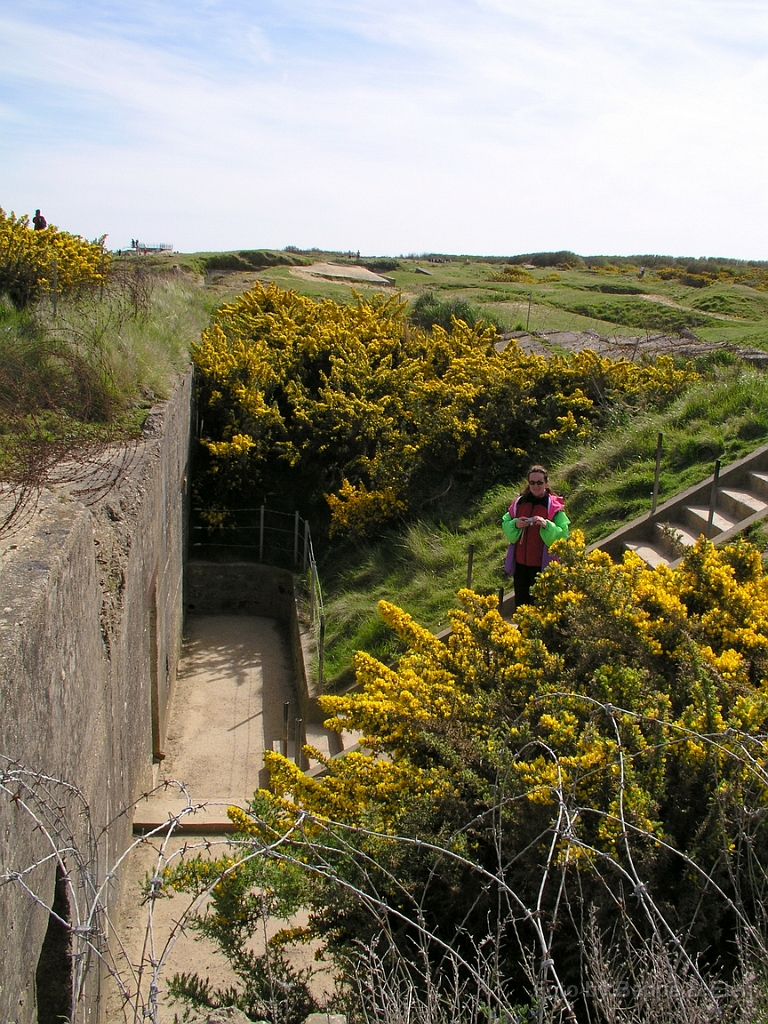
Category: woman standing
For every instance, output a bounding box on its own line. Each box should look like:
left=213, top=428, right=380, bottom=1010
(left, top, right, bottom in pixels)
left=502, top=465, right=570, bottom=607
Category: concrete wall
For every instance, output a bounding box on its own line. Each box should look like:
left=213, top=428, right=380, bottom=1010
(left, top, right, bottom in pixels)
left=0, top=369, right=192, bottom=1024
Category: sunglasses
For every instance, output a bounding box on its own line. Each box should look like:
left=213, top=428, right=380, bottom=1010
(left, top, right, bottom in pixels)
left=528, top=479, right=546, bottom=486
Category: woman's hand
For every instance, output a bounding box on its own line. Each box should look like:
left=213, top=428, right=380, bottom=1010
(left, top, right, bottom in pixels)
left=530, top=515, right=547, bottom=528
left=515, top=517, right=530, bottom=529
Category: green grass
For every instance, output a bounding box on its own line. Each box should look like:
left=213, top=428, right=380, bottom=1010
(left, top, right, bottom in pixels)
left=157, top=246, right=768, bottom=684
left=318, top=363, right=768, bottom=686
left=0, top=267, right=212, bottom=481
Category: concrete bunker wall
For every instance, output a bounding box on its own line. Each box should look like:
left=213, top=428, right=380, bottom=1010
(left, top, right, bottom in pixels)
left=0, top=370, right=192, bottom=1024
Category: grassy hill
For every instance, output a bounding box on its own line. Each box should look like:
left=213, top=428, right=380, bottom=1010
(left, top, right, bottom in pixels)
left=176, top=247, right=768, bottom=353
left=317, top=361, right=768, bottom=684
left=4, top=241, right=768, bottom=681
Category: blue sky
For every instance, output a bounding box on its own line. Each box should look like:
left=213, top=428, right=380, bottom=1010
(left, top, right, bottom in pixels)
left=2, top=0, right=767, bottom=257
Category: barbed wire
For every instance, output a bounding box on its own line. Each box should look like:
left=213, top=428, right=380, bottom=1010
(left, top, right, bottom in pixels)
left=3, top=695, right=768, bottom=1024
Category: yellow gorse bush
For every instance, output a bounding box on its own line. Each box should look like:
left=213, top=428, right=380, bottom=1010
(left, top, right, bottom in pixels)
left=193, top=282, right=699, bottom=534
left=265, top=534, right=768, bottom=877
left=166, top=535, right=768, bottom=1007
left=0, top=206, right=106, bottom=307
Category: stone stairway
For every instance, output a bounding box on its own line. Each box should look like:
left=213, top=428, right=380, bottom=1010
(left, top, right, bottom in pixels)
left=588, top=440, right=768, bottom=569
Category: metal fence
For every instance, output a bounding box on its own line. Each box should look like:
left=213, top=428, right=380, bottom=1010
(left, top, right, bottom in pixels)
left=191, top=506, right=325, bottom=685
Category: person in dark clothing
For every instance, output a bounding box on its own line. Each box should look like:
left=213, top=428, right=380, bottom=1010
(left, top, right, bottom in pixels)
left=33, top=209, right=47, bottom=230
left=501, top=464, right=570, bottom=607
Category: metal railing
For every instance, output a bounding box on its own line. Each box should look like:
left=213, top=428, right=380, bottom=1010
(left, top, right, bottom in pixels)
left=191, top=505, right=325, bottom=685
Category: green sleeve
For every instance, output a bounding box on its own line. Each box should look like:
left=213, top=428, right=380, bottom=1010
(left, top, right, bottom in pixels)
left=539, top=508, right=570, bottom=547
left=502, top=511, right=522, bottom=543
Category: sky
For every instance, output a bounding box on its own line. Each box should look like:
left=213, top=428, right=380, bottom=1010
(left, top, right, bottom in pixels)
left=1, top=0, right=767, bottom=258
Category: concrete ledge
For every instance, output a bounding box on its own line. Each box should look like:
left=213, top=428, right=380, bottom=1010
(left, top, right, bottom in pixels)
left=133, top=797, right=248, bottom=835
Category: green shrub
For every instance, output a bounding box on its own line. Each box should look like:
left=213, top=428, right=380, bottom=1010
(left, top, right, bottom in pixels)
left=409, top=291, right=503, bottom=333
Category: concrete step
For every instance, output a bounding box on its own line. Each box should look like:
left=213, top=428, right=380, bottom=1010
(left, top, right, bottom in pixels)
left=304, top=722, right=335, bottom=767
left=682, top=505, right=738, bottom=536
left=624, top=541, right=670, bottom=568
left=133, top=794, right=250, bottom=834
left=654, top=520, right=699, bottom=558
left=718, top=487, right=768, bottom=520
left=748, top=471, right=768, bottom=500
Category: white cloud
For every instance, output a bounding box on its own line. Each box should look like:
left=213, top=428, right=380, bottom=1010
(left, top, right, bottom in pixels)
left=1, top=0, right=767, bottom=255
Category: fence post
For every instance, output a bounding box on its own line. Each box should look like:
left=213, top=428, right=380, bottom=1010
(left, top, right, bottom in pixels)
left=651, top=432, right=663, bottom=514
left=294, top=511, right=300, bottom=565
left=302, top=522, right=309, bottom=573
left=466, top=543, right=475, bottom=590
left=52, top=258, right=58, bottom=317
left=707, top=459, right=721, bottom=538
left=282, top=702, right=289, bottom=758
left=318, top=614, right=326, bottom=689
left=259, top=505, right=265, bottom=562
left=295, top=718, right=303, bottom=768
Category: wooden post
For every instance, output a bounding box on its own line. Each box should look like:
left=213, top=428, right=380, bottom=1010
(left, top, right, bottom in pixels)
left=466, top=543, right=475, bottom=590
left=651, top=432, right=663, bottom=514
left=318, top=614, right=326, bottom=688
left=295, top=718, right=303, bottom=767
left=707, top=459, right=721, bottom=538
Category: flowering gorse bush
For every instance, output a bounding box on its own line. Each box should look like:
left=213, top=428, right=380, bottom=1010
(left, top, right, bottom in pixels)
left=0, top=207, right=106, bottom=308
left=193, top=282, right=698, bottom=535
left=167, top=535, right=768, bottom=1020
left=259, top=536, right=768, bottom=1009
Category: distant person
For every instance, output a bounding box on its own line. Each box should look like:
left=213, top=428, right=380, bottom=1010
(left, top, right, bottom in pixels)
left=32, top=209, right=47, bottom=230
left=502, top=465, right=570, bottom=607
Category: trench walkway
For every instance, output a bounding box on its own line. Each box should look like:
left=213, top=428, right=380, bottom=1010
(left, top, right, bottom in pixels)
left=107, top=613, right=338, bottom=1019
left=134, top=613, right=328, bottom=832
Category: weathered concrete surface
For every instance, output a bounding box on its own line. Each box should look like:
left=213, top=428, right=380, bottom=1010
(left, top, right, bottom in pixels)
left=133, top=614, right=297, bottom=829
left=0, top=370, right=192, bottom=1024
left=185, top=563, right=343, bottom=760
left=104, top=835, right=335, bottom=1023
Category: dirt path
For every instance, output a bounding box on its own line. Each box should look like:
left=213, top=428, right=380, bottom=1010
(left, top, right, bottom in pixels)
left=638, top=292, right=742, bottom=322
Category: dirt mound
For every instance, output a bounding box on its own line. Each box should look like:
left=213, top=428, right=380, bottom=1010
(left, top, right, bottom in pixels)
left=496, top=329, right=768, bottom=365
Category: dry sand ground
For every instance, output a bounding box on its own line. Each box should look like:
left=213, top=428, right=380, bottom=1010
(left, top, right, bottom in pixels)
left=105, top=614, right=336, bottom=1022
left=106, top=835, right=335, bottom=1023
